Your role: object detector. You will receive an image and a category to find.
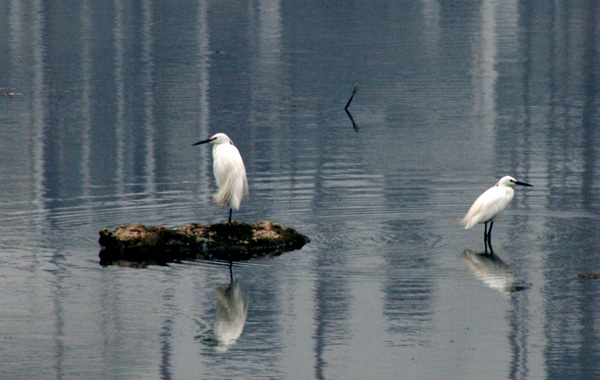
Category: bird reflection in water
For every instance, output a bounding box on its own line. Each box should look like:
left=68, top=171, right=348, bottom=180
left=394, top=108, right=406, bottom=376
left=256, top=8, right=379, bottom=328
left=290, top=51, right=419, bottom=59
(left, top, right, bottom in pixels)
left=212, top=263, right=249, bottom=352
left=462, top=250, right=526, bottom=295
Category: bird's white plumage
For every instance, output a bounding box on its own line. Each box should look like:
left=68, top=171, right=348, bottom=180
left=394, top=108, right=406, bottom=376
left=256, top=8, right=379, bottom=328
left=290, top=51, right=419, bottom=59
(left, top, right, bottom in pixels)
left=461, top=176, right=525, bottom=229
left=461, top=175, right=531, bottom=253
left=194, top=133, right=248, bottom=223
left=461, top=182, right=514, bottom=229
left=209, top=133, right=248, bottom=211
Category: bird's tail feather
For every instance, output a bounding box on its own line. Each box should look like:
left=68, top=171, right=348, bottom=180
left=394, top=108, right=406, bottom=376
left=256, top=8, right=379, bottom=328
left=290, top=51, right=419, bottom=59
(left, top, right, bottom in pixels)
left=215, top=191, right=242, bottom=210
left=214, top=174, right=248, bottom=210
left=460, top=216, right=475, bottom=229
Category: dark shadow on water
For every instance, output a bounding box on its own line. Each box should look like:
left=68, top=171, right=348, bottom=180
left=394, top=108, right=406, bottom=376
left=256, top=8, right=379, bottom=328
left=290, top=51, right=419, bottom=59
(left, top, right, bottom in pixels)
left=462, top=250, right=527, bottom=295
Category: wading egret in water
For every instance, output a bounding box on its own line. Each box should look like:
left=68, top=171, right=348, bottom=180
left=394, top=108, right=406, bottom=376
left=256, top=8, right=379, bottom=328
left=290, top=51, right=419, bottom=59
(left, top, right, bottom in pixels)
left=461, top=176, right=532, bottom=253
left=193, top=133, right=248, bottom=223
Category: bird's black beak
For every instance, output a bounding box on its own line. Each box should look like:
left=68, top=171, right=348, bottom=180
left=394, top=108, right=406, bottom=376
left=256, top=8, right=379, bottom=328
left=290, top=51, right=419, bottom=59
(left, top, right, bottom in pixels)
left=515, top=181, right=533, bottom=187
left=192, top=138, right=213, bottom=146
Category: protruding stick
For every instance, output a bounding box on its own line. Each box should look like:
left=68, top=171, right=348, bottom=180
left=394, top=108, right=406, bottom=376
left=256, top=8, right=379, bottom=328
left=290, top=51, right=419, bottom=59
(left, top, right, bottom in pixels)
left=345, top=84, right=359, bottom=111
left=345, top=84, right=359, bottom=132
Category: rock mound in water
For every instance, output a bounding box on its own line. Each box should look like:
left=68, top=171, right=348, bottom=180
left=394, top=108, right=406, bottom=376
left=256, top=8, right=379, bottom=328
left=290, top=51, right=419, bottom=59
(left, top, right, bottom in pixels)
left=99, top=221, right=310, bottom=267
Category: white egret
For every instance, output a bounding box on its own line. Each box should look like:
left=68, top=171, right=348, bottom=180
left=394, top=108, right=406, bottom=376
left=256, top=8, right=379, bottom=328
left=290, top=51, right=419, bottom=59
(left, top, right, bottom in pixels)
left=461, top=176, right=532, bottom=253
left=193, top=133, right=248, bottom=223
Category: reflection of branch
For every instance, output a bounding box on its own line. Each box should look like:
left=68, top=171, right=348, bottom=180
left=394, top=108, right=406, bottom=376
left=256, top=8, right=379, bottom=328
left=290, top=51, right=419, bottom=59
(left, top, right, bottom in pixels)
left=345, top=84, right=359, bottom=132
left=345, top=108, right=359, bottom=132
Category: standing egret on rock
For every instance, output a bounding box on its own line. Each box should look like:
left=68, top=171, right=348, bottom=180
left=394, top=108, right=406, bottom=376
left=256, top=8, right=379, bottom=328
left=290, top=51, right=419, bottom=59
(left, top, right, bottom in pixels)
left=461, top=175, right=532, bottom=253
left=193, top=133, right=248, bottom=223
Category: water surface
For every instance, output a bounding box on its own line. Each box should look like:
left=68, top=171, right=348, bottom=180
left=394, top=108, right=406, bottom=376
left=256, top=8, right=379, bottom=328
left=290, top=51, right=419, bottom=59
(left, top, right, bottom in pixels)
left=0, top=1, right=599, bottom=379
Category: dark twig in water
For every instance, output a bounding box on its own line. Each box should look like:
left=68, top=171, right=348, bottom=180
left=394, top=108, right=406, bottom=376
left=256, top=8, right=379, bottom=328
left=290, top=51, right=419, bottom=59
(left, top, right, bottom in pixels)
left=345, top=84, right=359, bottom=132
left=345, top=84, right=359, bottom=111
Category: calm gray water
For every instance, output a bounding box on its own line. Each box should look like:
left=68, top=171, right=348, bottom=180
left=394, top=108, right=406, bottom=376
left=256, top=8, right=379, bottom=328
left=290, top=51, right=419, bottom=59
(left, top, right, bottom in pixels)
left=1, top=1, right=599, bottom=379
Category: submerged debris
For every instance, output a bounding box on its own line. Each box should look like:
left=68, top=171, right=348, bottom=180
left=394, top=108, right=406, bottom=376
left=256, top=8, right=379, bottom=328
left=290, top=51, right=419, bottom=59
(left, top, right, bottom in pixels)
left=99, top=221, right=309, bottom=267
left=577, top=273, right=600, bottom=279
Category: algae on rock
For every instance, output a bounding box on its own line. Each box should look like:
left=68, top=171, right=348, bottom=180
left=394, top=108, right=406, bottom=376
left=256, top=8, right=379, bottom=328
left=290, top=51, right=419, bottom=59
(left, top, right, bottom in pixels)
left=99, top=221, right=309, bottom=266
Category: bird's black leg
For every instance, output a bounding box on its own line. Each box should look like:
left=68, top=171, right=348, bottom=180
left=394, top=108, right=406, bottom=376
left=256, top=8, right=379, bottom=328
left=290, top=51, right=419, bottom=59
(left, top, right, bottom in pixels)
left=228, top=208, right=232, bottom=224
left=483, top=222, right=489, bottom=254
left=487, top=222, right=494, bottom=254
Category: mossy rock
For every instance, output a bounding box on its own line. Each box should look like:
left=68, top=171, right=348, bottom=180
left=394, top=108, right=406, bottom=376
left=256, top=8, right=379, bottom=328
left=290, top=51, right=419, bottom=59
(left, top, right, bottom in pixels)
left=99, top=221, right=310, bottom=267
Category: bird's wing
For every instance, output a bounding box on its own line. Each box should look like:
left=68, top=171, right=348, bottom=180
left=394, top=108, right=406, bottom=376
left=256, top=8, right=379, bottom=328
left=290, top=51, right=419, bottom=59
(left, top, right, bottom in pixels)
left=213, top=145, right=247, bottom=188
left=461, top=186, right=509, bottom=229
left=213, top=145, right=248, bottom=209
